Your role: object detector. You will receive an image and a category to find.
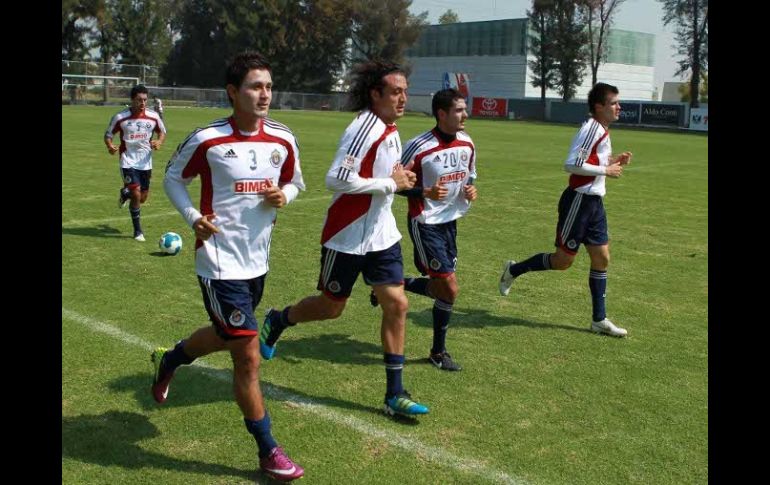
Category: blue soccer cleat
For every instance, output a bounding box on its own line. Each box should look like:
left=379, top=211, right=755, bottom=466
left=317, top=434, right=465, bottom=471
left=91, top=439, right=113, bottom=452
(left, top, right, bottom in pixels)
left=383, top=390, right=429, bottom=417
left=260, top=309, right=279, bottom=360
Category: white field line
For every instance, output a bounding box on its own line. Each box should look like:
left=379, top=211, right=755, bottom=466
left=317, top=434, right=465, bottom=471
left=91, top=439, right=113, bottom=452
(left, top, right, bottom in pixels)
left=62, top=307, right=526, bottom=485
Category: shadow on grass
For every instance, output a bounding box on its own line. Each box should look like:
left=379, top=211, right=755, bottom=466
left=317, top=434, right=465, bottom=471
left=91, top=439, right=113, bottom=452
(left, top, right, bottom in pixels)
left=61, top=410, right=273, bottom=482
left=61, top=224, right=126, bottom=238
left=109, top=364, right=420, bottom=427
left=407, top=307, right=593, bottom=334
left=275, top=332, right=381, bottom=366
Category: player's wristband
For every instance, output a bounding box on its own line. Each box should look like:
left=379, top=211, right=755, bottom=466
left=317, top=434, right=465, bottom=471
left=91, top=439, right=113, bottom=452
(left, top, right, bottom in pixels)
left=397, top=186, right=423, bottom=197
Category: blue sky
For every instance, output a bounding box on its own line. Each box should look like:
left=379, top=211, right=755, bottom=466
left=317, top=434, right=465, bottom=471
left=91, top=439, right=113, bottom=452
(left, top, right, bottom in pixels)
left=408, top=0, right=683, bottom=94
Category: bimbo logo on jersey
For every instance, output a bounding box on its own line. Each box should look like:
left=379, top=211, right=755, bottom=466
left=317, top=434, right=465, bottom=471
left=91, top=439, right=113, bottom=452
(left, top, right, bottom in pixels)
left=439, top=171, right=467, bottom=184
left=233, top=178, right=272, bottom=194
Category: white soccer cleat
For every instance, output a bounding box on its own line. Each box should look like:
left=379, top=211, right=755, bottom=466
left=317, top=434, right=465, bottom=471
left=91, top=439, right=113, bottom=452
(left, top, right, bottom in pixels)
left=499, top=260, right=516, bottom=296
left=134, top=233, right=146, bottom=242
left=591, top=318, right=627, bottom=337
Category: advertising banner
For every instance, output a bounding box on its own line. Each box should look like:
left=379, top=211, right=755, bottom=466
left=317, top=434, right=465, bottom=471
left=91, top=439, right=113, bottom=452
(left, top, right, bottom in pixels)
left=640, top=103, right=683, bottom=126
left=616, top=103, right=641, bottom=124
left=471, top=97, right=508, bottom=117
left=689, top=107, right=708, bottom=131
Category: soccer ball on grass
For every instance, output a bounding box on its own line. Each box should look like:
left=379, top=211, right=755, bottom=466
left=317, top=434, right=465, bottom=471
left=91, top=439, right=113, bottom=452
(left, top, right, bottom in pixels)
left=158, top=232, right=183, bottom=255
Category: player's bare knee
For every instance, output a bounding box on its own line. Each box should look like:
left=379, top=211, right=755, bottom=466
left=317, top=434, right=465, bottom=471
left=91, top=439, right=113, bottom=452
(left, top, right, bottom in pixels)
left=327, top=304, right=345, bottom=319
left=447, top=279, right=459, bottom=302
left=587, top=248, right=610, bottom=270
left=232, top=348, right=261, bottom=376
left=434, top=279, right=458, bottom=303
left=593, top=255, right=609, bottom=270
left=382, top=293, right=409, bottom=316
left=320, top=299, right=346, bottom=320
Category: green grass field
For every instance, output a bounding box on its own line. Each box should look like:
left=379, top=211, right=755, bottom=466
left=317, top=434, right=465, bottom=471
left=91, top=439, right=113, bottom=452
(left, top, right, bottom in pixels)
left=62, top=105, right=708, bottom=484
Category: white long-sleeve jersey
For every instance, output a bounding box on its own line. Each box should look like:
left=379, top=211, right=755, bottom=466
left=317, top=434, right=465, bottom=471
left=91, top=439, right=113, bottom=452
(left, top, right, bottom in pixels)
left=320, top=110, right=403, bottom=255
left=564, top=117, right=612, bottom=196
left=401, top=129, right=477, bottom=224
left=164, top=117, right=305, bottom=280
left=104, top=108, right=166, bottom=170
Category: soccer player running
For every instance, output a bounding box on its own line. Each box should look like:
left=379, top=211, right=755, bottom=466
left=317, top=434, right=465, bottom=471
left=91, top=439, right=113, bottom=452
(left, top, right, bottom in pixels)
left=153, top=52, right=305, bottom=481
left=104, top=85, right=166, bottom=242
left=153, top=96, right=164, bottom=120
left=371, top=88, right=477, bottom=371
left=499, top=82, right=632, bottom=337
left=260, top=61, right=430, bottom=418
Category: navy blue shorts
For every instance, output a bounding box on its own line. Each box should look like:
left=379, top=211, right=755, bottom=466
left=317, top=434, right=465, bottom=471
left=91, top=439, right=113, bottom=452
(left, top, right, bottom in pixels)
left=407, top=217, right=457, bottom=278
left=121, top=168, right=152, bottom=192
left=554, top=187, right=608, bottom=255
left=316, top=243, right=404, bottom=301
left=197, top=275, right=265, bottom=340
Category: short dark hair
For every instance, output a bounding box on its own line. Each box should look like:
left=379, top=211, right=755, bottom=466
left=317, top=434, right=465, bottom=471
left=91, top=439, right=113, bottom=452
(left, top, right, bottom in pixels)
left=348, top=60, right=406, bottom=112
left=587, top=82, right=619, bottom=114
left=225, top=51, right=272, bottom=105
left=432, top=88, right=464, bottom=121
left=130, top=85, right=148, bottom=99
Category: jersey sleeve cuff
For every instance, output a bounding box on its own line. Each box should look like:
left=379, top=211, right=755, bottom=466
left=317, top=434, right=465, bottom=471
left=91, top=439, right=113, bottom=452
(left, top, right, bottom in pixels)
left=281, top=184, right=300, bottom=204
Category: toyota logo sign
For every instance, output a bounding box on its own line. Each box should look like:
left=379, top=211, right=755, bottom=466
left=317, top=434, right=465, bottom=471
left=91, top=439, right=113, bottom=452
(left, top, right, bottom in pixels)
left=482, top=98, right=497, bottom=110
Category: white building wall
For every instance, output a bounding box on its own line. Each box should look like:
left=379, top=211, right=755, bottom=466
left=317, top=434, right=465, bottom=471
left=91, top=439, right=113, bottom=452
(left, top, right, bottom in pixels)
left=407, top=55, right=530, bottom=98
left=572, top=63, right=654, bottom=101
left=407, top=56, right=655, bottom=101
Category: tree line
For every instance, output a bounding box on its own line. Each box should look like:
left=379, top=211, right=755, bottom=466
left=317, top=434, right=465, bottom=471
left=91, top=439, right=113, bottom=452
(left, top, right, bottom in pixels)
left=62, top=0, right=428, bottom=92
left=62, top=0, right=706, bottom=106
left=528, top=0, right=707, bottom=108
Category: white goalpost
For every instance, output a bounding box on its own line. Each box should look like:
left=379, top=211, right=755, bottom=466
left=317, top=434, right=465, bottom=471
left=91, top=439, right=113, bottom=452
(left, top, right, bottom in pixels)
left=61, top=74, right=140, bottom=104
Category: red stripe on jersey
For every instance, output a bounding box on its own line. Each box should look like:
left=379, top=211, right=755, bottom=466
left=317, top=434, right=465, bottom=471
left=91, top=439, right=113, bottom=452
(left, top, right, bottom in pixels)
left=321, top=193, right=372, bottom=245
left=137, top=111, right=161, bottom=126
left=407, top=198, right=425, bottom=219
left=181, top=139, right=216, bottom=217
left=113, top=114, right=130, bottom=154
left=358, top=125, right=396, bottom=177
left=257, top=130, right=296, bottom=184
left=112, top=113, right=128, bottom=134
left=569, top=131, right=609, bottom=189
left=407, top=135, right=474, bottom=218
left=320, top=125, right=394, bottom=243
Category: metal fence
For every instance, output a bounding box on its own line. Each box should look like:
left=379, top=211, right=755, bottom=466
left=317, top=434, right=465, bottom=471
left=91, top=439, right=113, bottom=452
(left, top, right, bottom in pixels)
left=62, top=60, right=160, bottom=86
left=60, top=82, right=440, bottom=118
left=61, top=83, right=355, bottom=112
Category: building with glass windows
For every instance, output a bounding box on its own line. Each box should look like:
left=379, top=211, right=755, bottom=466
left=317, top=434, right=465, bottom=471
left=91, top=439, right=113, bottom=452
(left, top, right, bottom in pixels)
left=405, top=19, right=655, bottom=101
